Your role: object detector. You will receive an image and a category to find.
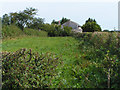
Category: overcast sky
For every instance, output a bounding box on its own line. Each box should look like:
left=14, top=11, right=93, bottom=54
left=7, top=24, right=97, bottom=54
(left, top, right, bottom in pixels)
left=0, top=0, right=119, bottom=30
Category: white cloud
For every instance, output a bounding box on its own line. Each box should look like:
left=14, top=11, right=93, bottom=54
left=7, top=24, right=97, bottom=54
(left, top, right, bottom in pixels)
left=0, top=0, right=119, bottom=3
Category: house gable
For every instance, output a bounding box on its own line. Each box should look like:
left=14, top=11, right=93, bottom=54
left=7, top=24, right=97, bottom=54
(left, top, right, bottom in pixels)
left=62, top=20, right=83, bottom=33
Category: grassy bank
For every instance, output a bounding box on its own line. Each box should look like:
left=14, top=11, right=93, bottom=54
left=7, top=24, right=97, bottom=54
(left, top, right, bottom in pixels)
left=2, top=25, right=48, bottom=39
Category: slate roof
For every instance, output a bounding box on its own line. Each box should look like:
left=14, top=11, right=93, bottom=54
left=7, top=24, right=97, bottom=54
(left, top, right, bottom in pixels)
left=62, top=20, right=82, bottom=33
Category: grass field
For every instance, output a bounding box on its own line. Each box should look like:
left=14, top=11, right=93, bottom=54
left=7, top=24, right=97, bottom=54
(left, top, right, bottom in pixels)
left=2, top=36, right=82, bottom=64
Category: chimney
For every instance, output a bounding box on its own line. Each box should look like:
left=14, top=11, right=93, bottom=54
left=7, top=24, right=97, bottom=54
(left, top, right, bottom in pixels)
left=58, top=20, right=60, bottom=25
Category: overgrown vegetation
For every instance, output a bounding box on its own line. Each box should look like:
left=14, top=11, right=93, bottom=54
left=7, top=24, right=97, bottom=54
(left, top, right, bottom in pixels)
left=2, top=32, right=120, bottom=88
left=23, top=28, right=47, bottom=37
left=2, top=25, right=48, bottom=39
left=69, top=32, right=120, bottom=88
left=2, top=49, right=62, bottom=89
left=40, top=24, right=72, bottom=37
left=2, top=25, right=25, bottom=38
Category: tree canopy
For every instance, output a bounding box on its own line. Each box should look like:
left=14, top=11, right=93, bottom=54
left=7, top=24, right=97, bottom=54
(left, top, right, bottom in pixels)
left=82, top=18, right=102, bottom=32
left=51, top=17, right=70, bottom=25
left=2, top=7, right=38, bottom=30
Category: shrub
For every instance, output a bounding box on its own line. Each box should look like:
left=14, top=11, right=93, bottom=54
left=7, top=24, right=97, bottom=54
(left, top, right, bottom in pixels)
left=40, top=24, right=72, bottom=37
left=2, top=25, right=25, bottom=38
left=70, top=32, right=120, bottom=88
left=2, top=25, right=48, bottom=39
left=2, top=48, right=62, bottom=89
left=24, top=28, right=48, bottom=37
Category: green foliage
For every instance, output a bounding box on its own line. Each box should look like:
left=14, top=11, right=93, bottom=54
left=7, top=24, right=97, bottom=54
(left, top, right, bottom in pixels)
left=2, top=7, right=38, bottom=30
left=71, top=32, right=120, bottom=88
left=82, top=18, right=102, bottom=32
left=2, top=25, right=48, bottom=39
left=2, top=14, right=10, bottom=25
left=16, top=7, right=38, bottom=30
left=103, top=30, right=110, bottom=32
left=2, top=32, right=120, bottom=88
left=102, top=50, right=120, bottom=88
left=2, top=25, right=25, bottom=38
left=51, top=17, right=70, bottom=25
left=24, top=28, right=48, bottom=37
left=51, top=20, right=58, bottom=24
left=40, top=24, right=72, bottom=37
left=2, top=48, right=62, bottom=88
left=60, top=17, right=70, bottom=25
left=28, top=17, right=44, bottom=29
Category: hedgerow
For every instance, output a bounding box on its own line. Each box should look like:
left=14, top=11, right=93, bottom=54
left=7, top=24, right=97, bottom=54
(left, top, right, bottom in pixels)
left=2, top=48, right=62, bottom=89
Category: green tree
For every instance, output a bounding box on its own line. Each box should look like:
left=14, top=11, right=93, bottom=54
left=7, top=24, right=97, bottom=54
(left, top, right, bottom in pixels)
left=82, top=18, right=102, bottom=32
left=60, top=17, right=70, bottom=24
left=2, top=14, right=10, bottom=25
left=51, top=17, right=70, bottom=25
left=6, top=7, right=38, bottom=30
left=103, top=30, right=109, bottom=32
left=28, top=17, right=44, bottom=29
left=51, top=19, right=58, bottom=24
left=16, top=7, right=38, bottom=30
left=9, top=12, right=18, bottom=25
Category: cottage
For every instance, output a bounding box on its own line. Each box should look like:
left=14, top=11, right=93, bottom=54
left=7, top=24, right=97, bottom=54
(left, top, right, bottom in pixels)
left=62, top=20, right=82, bottom=33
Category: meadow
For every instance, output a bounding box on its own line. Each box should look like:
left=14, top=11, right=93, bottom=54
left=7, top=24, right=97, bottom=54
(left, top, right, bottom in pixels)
left=2, top=28, right=120, bottom=88
left=2, top=36, right=82, bottom=64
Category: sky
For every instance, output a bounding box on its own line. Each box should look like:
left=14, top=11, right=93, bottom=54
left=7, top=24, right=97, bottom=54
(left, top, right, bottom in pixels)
left=0, top=0, right=119, bottom=30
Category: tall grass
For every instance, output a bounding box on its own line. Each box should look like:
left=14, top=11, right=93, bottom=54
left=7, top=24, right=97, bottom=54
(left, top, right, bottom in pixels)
left=24, top=28, right=48, bottom=37
left=2, top=25, right=48, bottom=39
left=2, top=25, right=25, bottom=38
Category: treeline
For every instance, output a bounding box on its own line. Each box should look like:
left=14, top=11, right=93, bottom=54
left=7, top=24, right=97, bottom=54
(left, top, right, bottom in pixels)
left=2, top=7, right=43, bottom=31
left=1, top=7, right=103, bottom=37
left=2, top=7, right=72, bottom=37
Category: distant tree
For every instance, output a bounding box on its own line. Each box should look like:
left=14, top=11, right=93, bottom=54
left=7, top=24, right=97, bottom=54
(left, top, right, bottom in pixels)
left=60, top=17, right=70, bottom=24
left=51, top=19, right=58, bottom=24
left=16, top=7, right=38, bottom=30
left=41, top=23, right=72, bottom=37
left=9, top=12, right=18, bottom=24
left=2, top=14, right=10, bottom=25
left=5, top=7, right=38, bottom=30
left=28, top=17, right=44, bottom=29
left=82, top=18, right=102, bottom=32
left=86, top=18, right=96, bottom=23
left=103, top=30, right=109, bottom=32
left=51, top=17, right=70, bottom=25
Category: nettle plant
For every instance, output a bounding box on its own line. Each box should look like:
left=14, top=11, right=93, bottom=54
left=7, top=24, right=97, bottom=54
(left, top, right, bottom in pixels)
left=2, top=48, right=62, bottom=89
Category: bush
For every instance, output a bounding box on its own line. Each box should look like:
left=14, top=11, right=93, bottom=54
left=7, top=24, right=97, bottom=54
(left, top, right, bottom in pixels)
left=2, top=48, right=62, bottom=89
left=2, top=25, right=25, bottom=38
left=24, top=28, right=48, bottom=37
left=70, top=32, right=120, bottom=88
left=2, top=25, right=48, bottom=39
left=40, top=24, right=72, bottom=37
